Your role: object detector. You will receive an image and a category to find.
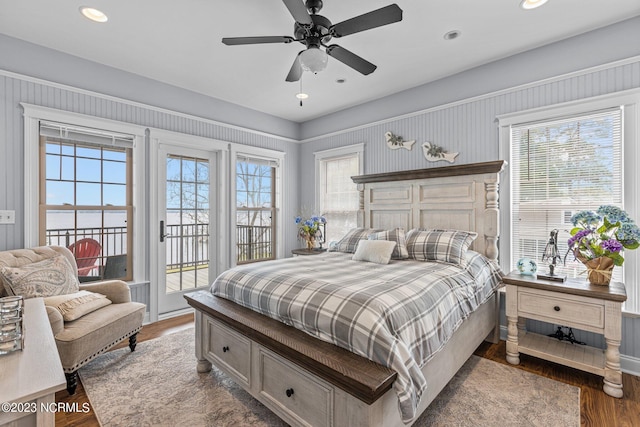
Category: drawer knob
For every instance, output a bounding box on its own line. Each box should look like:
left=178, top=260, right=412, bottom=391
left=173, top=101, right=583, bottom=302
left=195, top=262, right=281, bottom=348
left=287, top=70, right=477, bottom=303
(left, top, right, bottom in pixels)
left=554, top=306, right=560, bottom=312
left=222, top=346, right=229, bottom=353
left=286, top=388, right=295, bottom=398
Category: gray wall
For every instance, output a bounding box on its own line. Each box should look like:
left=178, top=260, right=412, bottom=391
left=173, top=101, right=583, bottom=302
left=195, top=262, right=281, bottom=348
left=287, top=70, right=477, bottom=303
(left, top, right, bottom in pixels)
left=1, top=16, right=639, bottom=365
left=0, top=57, right=301, bottom=314
left=300, top=16, right=640, bottom=140
left=0, top=34, right=300, bottom=141
left=297, top=19, right=640, bottom=364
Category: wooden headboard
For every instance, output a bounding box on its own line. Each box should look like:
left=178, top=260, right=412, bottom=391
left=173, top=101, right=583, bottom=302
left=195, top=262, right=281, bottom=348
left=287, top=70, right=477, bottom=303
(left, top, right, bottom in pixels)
left=352, top=160, right=505, bottom=261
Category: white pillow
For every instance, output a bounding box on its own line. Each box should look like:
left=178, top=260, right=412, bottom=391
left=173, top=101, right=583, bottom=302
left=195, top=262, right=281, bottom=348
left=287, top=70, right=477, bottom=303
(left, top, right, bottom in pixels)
left=44, top=290, right=112, bottom=321
left=352, top=240, right=397, bottom=265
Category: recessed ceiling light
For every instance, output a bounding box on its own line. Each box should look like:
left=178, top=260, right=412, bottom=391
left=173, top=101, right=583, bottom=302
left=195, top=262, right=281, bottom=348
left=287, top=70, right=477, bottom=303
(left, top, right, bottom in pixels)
left=79, top=6, right=108, bottom=23
left=443, top=30, right=461, bottom=41
left=520, top=0, right=548, bottom=10
left=296, top=93, right=309, bottom=100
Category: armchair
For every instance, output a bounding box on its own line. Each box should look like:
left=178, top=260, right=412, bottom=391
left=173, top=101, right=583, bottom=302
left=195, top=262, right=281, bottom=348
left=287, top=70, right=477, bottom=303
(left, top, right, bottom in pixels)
left=0, top=246, right=145, bottom=394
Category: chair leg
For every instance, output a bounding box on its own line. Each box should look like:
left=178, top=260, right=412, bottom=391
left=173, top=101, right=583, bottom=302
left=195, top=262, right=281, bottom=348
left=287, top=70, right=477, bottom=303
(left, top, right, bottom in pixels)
left=65, top=371, right=78, bottom=395
left=129, top=333, right=138, bottom=352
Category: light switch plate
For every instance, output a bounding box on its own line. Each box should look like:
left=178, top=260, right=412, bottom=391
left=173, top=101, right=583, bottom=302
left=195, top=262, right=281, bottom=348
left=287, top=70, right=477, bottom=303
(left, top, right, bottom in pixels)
left=0, top=210, right=16, bottom=224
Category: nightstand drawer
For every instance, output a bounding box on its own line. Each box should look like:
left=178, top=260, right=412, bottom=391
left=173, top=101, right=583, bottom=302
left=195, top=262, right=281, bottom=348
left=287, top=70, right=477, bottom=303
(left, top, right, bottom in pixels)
left=518, top=290, right=605, bottom=329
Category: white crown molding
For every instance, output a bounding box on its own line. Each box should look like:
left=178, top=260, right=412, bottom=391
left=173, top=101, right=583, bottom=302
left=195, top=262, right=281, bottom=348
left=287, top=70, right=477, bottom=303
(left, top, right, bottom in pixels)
left=5, top=55, right=639, bottom=146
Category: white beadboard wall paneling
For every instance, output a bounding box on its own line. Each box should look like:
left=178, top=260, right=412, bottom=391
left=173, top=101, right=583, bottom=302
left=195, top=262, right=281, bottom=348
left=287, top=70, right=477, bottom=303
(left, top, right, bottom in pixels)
left=299, top=58, right=640, bottom=360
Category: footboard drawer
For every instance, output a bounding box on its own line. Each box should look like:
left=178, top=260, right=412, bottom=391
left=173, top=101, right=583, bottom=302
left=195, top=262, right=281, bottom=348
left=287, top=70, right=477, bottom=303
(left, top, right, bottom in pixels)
left=257, top=346, right=334, bottom=427
left=205, top=316, right=251, bottom=387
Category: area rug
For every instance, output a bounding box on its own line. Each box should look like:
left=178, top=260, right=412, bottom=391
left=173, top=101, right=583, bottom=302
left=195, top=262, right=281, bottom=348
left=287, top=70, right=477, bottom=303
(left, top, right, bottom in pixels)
left=80, top=328, right=580, bottom=427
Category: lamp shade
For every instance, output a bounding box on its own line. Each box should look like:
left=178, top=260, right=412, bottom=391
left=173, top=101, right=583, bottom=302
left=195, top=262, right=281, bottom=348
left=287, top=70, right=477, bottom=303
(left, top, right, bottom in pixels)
left=299, top=47, right=328, bottom=73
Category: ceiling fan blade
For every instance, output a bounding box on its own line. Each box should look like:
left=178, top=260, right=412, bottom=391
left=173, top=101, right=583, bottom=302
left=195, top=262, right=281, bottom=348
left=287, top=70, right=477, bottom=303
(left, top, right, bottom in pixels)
left=326, top=45, right=376, bottom=75
left=282, top=0, right=313, bottom=25
left=286, top=52, right=303, bottom=82
left=222, top=36, right=294, bottom=45
left=330, top=4, right=403, bottom=38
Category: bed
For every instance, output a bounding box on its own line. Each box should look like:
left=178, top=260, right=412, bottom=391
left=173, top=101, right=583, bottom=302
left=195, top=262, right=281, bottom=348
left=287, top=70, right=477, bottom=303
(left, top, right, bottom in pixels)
left=185, top=160, right=505, bottom=427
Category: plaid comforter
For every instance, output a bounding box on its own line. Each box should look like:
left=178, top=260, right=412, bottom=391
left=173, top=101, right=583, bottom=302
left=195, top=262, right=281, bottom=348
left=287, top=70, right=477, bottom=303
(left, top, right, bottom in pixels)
left=211, top=251, right=503, bottom=422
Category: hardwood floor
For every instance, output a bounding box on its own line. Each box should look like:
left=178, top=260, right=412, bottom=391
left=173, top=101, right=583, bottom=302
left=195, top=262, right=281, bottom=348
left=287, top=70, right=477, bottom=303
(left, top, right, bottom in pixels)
left=56, top=314, right=639, bottom=427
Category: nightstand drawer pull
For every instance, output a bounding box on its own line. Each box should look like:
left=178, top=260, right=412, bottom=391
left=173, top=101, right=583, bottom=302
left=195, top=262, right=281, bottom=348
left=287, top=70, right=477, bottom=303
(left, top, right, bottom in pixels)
left=286, top=388, right=294, bottom=398
left=554, top=306, right=560, bottom=312
left=223, top=345, right=229, bottom=352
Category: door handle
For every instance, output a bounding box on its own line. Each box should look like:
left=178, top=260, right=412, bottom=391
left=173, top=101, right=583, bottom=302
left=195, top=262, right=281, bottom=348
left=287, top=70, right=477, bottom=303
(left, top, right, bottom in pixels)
left=160, top=220, right=171, bottom=242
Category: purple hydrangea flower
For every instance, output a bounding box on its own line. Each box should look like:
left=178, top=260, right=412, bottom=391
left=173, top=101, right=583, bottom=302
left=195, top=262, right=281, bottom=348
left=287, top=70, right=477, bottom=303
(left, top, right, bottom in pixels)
left=601, top=239, right=623, bottom=253
left=567, top=229, right=592, bottom=247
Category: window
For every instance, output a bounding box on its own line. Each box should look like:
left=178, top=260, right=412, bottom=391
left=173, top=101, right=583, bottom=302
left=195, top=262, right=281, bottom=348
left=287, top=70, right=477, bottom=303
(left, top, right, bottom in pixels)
left=39, top=121, right=134, bottom=281
left=500, top=90, right=640, bottom=313
left=510, top=108, right=623, bottom=281
left=315, top=144, right=364, bottom=243
left=236, top=157, right=276, bottom=264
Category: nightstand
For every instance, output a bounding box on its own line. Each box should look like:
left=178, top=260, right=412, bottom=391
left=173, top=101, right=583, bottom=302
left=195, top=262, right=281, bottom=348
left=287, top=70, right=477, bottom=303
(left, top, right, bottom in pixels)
left=291, top=248, right=328, bottom=256
left=503, top=271, right=627, bottom=398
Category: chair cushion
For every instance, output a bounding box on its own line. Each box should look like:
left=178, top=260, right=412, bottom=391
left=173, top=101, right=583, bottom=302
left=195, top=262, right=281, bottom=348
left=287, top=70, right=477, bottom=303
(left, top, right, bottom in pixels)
left=55, top=302, right=145, bottom=372
left=44, top=290, right=112, bottom=321
left=0, top=255, right=80, bottom=298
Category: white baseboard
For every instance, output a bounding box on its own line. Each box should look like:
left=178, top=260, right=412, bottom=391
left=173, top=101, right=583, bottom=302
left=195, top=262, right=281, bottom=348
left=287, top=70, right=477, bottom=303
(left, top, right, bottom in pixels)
left=157, top=307, right=194, bottom=322
left=621, top=355, right=640, bottom=377
left=497, top=325, right=640, bottom=377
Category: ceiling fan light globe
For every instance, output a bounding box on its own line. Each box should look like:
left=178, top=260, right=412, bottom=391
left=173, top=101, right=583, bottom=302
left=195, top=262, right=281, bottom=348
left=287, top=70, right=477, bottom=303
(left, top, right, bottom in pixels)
left=300, top=47, right=328, bottom=73
left=520, top=0, right=549, bottom=9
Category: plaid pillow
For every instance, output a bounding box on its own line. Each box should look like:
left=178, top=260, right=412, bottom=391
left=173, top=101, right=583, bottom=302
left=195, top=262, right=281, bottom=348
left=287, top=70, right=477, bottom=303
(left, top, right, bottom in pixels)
left=406, top=229, right=478, bottom=266
left=368, top=228, right=409, bottom=259
left=331, top=228, right=380, bottom=253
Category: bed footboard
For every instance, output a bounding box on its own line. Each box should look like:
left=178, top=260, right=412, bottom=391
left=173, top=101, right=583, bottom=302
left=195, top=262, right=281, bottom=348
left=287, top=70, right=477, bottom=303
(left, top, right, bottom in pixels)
left=186, top=291, right=498, bottom=427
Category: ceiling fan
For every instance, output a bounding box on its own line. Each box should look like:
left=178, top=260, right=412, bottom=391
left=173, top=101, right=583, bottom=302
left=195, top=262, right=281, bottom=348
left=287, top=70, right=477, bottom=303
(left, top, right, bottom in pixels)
left=222, top=0, right=403, bottom=82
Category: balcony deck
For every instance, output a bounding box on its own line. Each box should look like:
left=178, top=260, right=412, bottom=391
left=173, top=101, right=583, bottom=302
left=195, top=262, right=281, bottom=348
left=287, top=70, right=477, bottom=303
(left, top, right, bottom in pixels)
left=166, top=268, right=210, bottom=294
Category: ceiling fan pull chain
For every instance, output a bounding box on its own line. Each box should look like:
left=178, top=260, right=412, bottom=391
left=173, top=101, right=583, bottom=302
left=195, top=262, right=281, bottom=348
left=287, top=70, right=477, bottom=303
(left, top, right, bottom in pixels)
left=299, top=77, right=303, bottom=107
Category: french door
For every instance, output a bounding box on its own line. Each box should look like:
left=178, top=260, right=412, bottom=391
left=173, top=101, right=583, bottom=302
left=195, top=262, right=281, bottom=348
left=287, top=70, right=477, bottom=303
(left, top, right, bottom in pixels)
left=157, top=145, right=216, bottom=314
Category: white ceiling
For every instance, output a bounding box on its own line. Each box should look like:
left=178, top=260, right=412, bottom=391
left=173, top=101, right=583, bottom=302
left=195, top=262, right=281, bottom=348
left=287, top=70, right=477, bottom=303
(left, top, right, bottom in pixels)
left=1, top=1, right=639, bottom=123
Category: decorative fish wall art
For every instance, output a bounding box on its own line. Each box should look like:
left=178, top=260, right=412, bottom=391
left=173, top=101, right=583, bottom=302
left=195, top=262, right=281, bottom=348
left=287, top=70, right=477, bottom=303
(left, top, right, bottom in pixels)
left=384, top=131, right=415, bottom=151
left=422, top=142, right=459, bottom=163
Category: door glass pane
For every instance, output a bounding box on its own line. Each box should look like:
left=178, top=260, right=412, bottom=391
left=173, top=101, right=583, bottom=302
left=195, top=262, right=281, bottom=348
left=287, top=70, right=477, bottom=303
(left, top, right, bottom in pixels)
left=165, top=155, right=210, bottom=294
left=236, top=160, right=275, bottom=263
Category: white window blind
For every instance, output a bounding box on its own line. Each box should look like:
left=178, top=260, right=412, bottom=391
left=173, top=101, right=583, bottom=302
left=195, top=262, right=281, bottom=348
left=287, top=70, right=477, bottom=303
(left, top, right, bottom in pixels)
left=319, top=154, right=360, bottom=243
left=511, top=108, right=623, bottom=281
left=40, top=121, right=135, bottom=148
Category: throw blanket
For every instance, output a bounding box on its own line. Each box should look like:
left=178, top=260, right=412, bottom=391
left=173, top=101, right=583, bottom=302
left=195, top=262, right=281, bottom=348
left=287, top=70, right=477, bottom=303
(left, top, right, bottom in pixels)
left=211, top=251, right=503, bottom=423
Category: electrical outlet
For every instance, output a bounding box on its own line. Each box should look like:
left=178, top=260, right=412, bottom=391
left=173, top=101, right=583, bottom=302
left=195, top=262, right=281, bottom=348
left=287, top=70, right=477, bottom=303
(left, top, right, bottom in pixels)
left=0, top=210, right=15, bottom=224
